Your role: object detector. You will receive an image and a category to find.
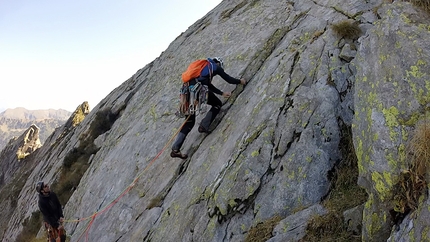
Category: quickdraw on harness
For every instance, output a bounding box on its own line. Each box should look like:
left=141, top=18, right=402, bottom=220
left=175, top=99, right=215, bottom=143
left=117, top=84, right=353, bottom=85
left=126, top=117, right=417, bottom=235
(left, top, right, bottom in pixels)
left=177, top=82, right=208, bottom=118
left=189, top=82, right=208, bottom=115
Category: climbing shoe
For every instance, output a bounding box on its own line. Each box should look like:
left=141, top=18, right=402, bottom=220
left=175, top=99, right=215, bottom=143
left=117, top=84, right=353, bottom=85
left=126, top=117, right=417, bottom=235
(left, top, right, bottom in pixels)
left=198, top=125, right=211, bottom=134
left=170, top=150, right=188, bottom=159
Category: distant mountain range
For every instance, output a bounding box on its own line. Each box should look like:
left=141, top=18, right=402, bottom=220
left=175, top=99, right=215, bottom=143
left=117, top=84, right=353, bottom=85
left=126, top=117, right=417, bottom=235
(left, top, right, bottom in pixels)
left=0, top=108, right=71, bottom=151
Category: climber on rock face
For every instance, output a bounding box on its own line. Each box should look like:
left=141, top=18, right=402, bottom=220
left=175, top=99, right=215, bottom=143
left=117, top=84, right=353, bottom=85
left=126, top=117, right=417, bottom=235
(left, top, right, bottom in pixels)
left=171, top=57, right=247, bottom=159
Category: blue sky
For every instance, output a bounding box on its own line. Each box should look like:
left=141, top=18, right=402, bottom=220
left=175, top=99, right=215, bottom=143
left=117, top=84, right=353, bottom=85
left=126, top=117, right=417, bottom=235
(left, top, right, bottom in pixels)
left=0, top=0, right=222, bottom=112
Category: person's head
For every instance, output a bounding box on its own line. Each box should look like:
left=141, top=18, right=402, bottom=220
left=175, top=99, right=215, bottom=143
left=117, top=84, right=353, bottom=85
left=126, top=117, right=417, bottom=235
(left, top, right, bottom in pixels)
left=36, top=181, right=50, bottom=195
left=212, top=57, right=224, bottom=68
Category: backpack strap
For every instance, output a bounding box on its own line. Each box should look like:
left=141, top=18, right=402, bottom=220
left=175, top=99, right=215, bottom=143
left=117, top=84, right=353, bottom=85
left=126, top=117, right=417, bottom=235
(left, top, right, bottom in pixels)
left=208, top=61, right=213, bottom=81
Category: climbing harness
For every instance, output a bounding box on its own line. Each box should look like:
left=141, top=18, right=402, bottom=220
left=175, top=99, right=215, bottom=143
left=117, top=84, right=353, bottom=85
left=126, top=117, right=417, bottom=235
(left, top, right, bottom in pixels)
left=176, top=82, right=208, bottom=118
left=45, top=222, right=66, bottom=242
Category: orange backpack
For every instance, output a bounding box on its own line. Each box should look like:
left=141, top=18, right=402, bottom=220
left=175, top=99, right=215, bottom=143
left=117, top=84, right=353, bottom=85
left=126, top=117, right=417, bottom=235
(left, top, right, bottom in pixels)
left=181, top=59, right=209, bottom=83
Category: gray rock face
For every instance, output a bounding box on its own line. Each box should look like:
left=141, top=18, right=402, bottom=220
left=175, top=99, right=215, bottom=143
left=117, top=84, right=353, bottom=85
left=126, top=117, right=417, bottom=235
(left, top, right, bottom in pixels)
left=352, top=2, right=430, bottom=241
left=1, top=1, right=430, bottom=242
left=268, top=204, right=327, bottom=242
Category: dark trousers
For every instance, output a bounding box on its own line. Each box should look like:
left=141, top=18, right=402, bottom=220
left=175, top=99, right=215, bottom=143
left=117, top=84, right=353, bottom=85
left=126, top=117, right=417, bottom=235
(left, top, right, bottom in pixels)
left=172, top=91, right=222, bottom=151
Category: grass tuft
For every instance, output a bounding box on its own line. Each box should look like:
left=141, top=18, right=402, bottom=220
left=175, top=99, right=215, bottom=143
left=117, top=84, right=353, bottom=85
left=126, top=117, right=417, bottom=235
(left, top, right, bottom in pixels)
left=391, top=119, right=430, bottom=224
left=409, top=0, right=430, bottom=13
left=244, top=215, right=282, bottom=242
left=147, top=196, right=163, bottom=209
left=331, top=20, right=362, bottom=40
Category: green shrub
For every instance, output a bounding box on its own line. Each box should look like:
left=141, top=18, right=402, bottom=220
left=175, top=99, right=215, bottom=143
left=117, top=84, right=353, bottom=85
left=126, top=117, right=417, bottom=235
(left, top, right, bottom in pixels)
left=53, top=145, right=92, bottom=204
left=53, top=109, right=116, bottom=204
left=15, top=211, right=43, bottom=242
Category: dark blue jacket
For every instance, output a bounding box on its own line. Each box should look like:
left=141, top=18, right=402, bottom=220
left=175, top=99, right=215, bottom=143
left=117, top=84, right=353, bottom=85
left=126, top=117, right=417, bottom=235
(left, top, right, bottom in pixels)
left=196, top=58, right=241, bottom=95
left=38, top=191, right=64, bottom=228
